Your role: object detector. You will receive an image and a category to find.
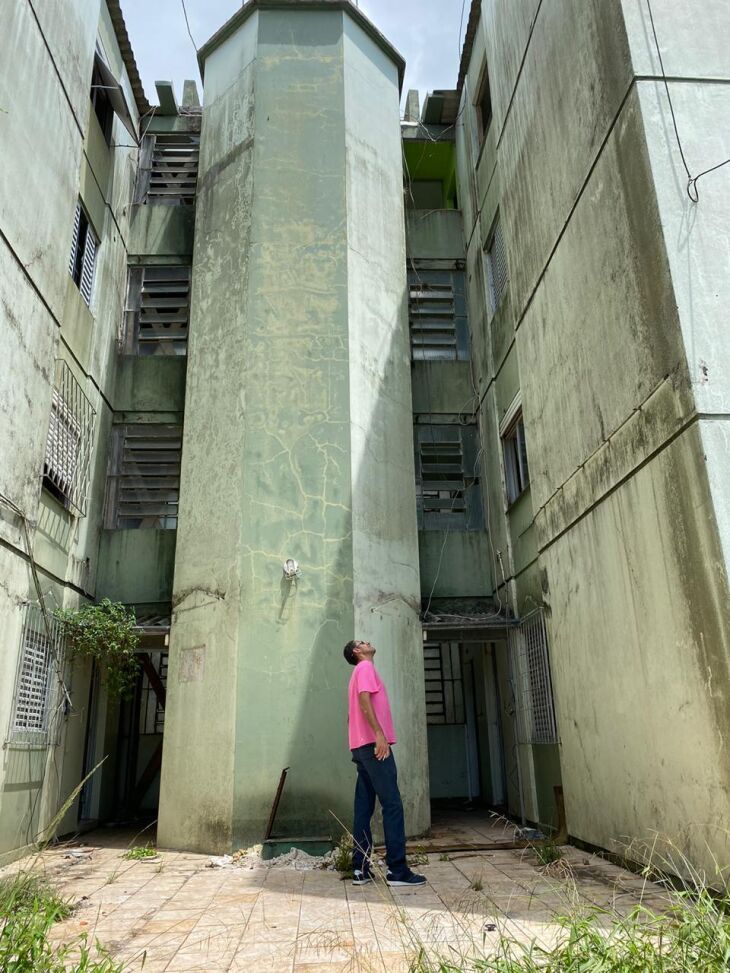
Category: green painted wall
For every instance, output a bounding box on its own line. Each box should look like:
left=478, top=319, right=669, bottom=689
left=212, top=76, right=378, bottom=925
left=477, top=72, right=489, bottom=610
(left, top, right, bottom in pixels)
left=158, top=4, right=427, bottom=853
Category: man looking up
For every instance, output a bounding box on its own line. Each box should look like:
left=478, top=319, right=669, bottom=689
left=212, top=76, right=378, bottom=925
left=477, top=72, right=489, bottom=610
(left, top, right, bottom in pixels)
left=343, top=639, right=426, bottom=887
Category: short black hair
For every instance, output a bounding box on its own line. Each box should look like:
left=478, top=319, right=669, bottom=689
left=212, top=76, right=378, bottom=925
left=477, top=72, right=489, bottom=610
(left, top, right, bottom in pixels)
left=343, top=640, right=359, bottom=666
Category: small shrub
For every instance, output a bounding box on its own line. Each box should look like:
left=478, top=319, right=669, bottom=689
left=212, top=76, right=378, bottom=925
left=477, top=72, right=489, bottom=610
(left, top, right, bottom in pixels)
left=55, top=600, right=140, bottom=698
left=533, top=837, right=563, bottom=867
left=333, top=834, right=354, bottom=876
left=122, top=845, right=157, bottom=861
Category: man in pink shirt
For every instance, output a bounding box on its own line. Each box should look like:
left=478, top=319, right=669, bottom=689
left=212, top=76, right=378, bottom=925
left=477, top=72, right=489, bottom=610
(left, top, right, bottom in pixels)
left=343, top=639, right=426, bottom=887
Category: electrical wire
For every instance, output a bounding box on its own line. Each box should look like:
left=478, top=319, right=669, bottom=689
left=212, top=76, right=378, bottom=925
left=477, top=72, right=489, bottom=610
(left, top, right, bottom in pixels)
left=645, top=0, right=730, bottom=202
left=180, top=0, right=199, bottom=53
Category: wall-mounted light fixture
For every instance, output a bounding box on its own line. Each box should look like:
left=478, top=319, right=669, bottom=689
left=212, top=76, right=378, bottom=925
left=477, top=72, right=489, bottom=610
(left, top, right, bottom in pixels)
left=283, top=558, right=300, bottom=581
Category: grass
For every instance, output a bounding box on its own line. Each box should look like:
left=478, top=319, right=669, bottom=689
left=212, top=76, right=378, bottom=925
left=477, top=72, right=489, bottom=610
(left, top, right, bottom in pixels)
left=532, top=837, right=563, bottom=867
left=0, top=871, right=125, bottom=973
left=402, top=847, right=730, bottom=973
left=121, top=844, right=157, bottom=861
left=333, top=834, right=354, bottom=878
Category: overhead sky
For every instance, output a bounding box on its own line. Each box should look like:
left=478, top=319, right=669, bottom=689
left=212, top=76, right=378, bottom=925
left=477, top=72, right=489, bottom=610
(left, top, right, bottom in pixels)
left=121, top=0, right=467, bottom=109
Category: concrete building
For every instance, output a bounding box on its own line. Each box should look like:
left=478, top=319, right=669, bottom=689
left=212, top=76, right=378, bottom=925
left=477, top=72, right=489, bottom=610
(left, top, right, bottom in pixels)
left=0, top=0, right=729, bottom=882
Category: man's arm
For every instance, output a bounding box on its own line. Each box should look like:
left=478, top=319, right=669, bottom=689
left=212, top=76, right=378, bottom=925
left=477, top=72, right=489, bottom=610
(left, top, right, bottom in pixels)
left=359, top=691, right=390, bottom=761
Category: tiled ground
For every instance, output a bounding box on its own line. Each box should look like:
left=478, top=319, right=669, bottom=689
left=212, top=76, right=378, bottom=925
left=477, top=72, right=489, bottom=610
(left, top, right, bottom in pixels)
left=0, top=819, right=670, bottom=972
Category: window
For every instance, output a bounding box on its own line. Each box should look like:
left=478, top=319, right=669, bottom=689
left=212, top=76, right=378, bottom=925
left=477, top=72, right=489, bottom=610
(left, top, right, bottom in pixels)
left=124, top=266, right=191, bottom=356
left=485, top=215, right=508, bottom=316
left=424, top=642, right=465, bottom=725
left=68, top=201, right=98, bottom=306
left=43, top=361, right=96, bottom=515
left=508, top=609, right=558, bottom=745
left=10, top=605, right=64, bottom=743
left=415, top=423, right=482, bottom=530
left=408, top=270, right=469, bottom=361
left=501, top=408, right=529, bottom=506
left=105, top=424, right=182, bottom=529
left=90, top=58, right=113, bottom=143
left=136, top=134, right=200, bottom=205
left=475, top=68, right=493, bottom=146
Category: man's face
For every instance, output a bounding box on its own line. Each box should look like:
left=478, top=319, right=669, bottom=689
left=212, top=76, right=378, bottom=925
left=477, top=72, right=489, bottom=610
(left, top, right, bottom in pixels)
left=354, top=640, right=376, bottom=662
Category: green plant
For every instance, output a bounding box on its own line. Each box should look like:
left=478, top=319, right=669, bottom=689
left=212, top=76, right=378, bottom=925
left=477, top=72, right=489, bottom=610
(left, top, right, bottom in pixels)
left=470, top=876, right=484, bottom=892
left=55, top=600, right=140, bottom=698
left=122, top=845, right=157, bottom=861
left=410, top=845, right=429, bottom=866
left=533, top=837, right=563, bottom=867
left=0, top=872, right=124, bottom=972
left=439, top=853, right=451, bottom=862
left=333, top=834, right=354, bottom=877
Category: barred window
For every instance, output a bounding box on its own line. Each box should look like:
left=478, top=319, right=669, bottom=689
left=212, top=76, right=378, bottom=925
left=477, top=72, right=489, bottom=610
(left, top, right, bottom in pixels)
left=485, top=215, right=508, bottom=317
left=501, top=408, right=530, bottom=506
left=415, top=423, right=483, bottom=530
left=424, top=642, right=465, bottom=725
left=43, top=361, right=95, bottom=515
left=69, top=201, right=98, bottom=306
left=105, top=424, right=182, bottom=529
left=124, top=266, right=191, bottom=356
left=10, top=605, right=64, bottom=743
left=408, top=270, right=469, bottom=361
left=508, top=609, right=558, bottom=745
left=136, top=134, right=199, bottom=205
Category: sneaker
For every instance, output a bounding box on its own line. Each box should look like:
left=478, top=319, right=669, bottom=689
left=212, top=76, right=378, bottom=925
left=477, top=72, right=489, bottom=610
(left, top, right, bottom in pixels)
left=386, top=870, right=427, bottom=887
left=352, top=869, right=373, bottom=886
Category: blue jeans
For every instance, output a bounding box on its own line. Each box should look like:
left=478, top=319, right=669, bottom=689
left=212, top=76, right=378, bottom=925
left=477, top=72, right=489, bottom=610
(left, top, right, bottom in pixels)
left=351, top=744, right=407, bottom=878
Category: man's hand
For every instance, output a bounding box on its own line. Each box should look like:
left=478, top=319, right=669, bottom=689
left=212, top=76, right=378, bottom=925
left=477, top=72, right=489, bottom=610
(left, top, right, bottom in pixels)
left=374, top=732, right=391, bottom=761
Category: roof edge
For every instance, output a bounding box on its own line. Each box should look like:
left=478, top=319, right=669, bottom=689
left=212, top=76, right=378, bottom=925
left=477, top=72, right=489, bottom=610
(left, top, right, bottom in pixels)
left=198, top=0, right=406, bottom=92
left=456, top=0, right=481, bottom=94
left=108, top=0, right=152, bottom=118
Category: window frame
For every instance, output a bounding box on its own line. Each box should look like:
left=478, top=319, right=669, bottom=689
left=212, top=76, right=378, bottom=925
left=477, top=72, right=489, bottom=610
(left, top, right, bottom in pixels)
left=8, top=605, right=65, bottom=747
left=43, top=360, right=96, bottom=516
left=474, top=64, right=493, bottom=147
left=501, top=403, right=530, bottom=507
left=68, top=201, right=99, bottom=307
left=484, top=214, right=508, bottom=319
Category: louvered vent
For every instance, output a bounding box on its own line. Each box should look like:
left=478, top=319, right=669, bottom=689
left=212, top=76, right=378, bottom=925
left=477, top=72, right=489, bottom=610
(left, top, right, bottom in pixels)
left=409, top=281, right=457, bottom=360
left=106, top=425, right=182, bottom=529
left=485, top=216, right=508, bottom=315
left=125, top=266, right=190, bottom=355
left=146, top=134, right=199, bottom=204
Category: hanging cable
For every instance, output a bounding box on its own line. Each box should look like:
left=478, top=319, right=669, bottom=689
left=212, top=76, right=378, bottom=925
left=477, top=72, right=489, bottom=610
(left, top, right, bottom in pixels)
left=645, top=0, right=730, bottom=202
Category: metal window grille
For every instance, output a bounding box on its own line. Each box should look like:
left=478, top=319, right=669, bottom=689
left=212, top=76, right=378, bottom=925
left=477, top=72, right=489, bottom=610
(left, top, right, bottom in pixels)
left=415, top=423, right=483, bottom=530
left=139, top=651, right=167, bottom=735
left=43, top=361, right=96, bottom=515
left=124, top=266, right=191, bottom=356
left=424, top=642, right=465, bottom=725
left=68, top=201, right=98, bottom=306
left=105, top=424, right=182, bottom=529
left=502, top=414, right=530, bottom=505
left=485, top=216, right=508, bottom=316
left=508, top=609, right=558, bottom=745
left=143, top=134, right=199, bottom=205
left=10, top=604, right=64, bottom=744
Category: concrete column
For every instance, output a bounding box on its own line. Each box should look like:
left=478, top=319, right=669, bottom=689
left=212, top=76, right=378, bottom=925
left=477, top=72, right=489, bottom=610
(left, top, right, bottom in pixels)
left=158, top=1, right=429, bottom=853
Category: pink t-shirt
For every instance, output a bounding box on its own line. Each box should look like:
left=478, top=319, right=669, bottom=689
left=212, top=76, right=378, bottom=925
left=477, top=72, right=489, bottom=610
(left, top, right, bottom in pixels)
left=348, top=660, right=397, bottom=750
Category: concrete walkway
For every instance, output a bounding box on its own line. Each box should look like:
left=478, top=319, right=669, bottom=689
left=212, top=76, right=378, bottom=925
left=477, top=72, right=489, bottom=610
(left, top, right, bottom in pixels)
left=2, top=831, right=669, bottom=972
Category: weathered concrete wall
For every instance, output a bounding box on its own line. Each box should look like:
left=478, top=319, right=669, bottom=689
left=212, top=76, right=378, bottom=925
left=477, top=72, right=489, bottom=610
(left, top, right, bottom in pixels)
left=0, top=0, right=142, bottom=860
left=158, top=4, right=425, bottom=853
left=456, top=0, right=730, bottom=869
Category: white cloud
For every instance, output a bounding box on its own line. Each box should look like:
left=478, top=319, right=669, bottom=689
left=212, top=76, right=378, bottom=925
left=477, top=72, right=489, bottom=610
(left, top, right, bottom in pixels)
left=120, top=0, right=464, bottom=108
